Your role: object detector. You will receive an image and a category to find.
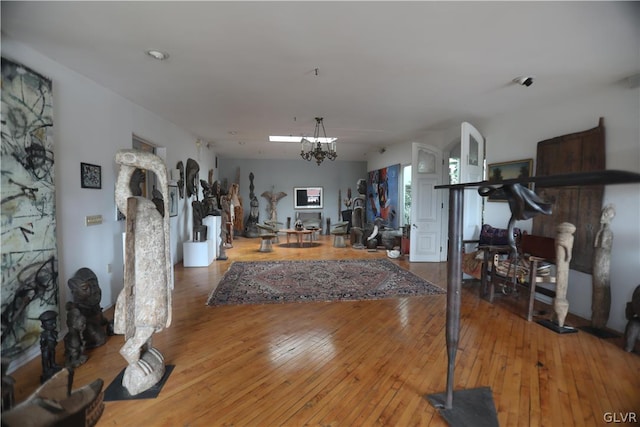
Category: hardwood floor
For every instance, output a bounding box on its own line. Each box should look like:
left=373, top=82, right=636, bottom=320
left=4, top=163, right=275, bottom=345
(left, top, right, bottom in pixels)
left=9, top=235, right=640, bottom=426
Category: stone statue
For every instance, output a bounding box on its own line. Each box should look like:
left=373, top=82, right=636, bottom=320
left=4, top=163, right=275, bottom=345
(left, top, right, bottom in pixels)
left=63, top=304, right=88, bottom=368
left=38, top=310, right=62, bottom=384
left=212, top=180, right=223, bottom=210
left=67, top=268, right=112, bottom=349
left=185, top=158, right=199, bottom=198
left=624, top=285, right=640, bottom=352
left=244, top=173, right=260, bottom=238
left=192, top=200, right=207, bottom=241
left=229, top=183, right=243, bottom=236
left=553, top=222, right=576, bottom=328
left=220, top=195, right=232, bottom=249
left=351, top=178, right=367, bottom=249
left=245, top=196, right=260, bottom=238
left=200, top=179, right=220, bottom=217
left=151, top=186, right=164, bottom=217
left=114, top=149, right=173, bottom=395
left=592, top=204, right=615, bottom=329
left=261, top=188, right=287, bottom=222
left=176, top=161, right=185, bottom=199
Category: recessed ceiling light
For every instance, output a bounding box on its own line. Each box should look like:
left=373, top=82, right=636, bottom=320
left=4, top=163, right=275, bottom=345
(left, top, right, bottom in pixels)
left=145, top=50, right=169, bottom=61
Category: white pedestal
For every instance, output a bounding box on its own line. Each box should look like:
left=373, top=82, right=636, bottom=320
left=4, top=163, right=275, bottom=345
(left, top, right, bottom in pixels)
left=203, top=216, right=220, bottom=258
left=183, top=216, right=220, bottom=267
left=183, top=240, right=215, bottom=267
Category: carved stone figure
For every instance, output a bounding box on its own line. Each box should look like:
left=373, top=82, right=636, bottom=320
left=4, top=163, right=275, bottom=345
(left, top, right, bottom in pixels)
left=67, top=268, right=112, bottom=349
left=245, top=196, right=260, bottom=238
left=229, top=183, right=244, bottom=235
left=151, top=186, right=164, bottom=217
left=244, top=173, right=260, bottom=238
left=261, top=188, right=287, bottom=222
left=351, top=178, right=367, bottom=249
left=220, top=195, right=232, bottom=249
left=176, top=161, right=185, bottom=199
left=185, top=158, right=199, bottom=198
left=201, top=179, right=221, bottom=217
left=624, top=285, right=640, bottom=352
left=114, top=149, right=173, bottom=395
left=38, top=310, right=62, bottom=383
left=592, top=204, right=615, bottom=329
left=64, top=304, right=88, bottom=368
left=553, top=222, right=576, bottom=328
left=192, top=200, right=207, bottom=241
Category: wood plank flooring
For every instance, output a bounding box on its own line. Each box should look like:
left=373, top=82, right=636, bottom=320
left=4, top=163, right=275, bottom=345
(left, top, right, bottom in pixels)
left=8, top=234, right=640, bottom=426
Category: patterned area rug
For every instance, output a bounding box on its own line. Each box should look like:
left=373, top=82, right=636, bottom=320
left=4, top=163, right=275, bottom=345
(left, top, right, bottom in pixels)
left=207, top=259, right=445, bottom=306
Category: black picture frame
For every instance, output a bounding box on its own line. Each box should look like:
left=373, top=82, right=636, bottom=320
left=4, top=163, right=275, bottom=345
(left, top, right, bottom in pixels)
left=169, top=185, right=178, bottom=217
left=81, top=162, right=102, bottom=189
left=294, top=187, right=323, bottom=209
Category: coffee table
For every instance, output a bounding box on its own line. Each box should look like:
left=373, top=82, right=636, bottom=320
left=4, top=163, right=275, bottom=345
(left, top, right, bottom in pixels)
left=283, top=229, right=313, bottom=247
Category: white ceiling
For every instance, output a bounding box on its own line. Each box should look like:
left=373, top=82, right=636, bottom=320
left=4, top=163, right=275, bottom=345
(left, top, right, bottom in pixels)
left=3, top=1, right=639, bottom=161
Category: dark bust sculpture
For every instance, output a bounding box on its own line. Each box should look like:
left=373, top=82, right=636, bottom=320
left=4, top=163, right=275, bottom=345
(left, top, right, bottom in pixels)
left=201, top=179, right=221, bottom=217
left=63, top=303, right=88, bottom=368
left=185, top=158, right=200, bottom=198
left=67, top=268, right=112, bottom=349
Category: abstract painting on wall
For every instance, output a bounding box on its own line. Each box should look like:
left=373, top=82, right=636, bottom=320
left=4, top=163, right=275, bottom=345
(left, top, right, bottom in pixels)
left=367, top=163, right=400, bottom=229
left=1, top=57, right=59, bottom=360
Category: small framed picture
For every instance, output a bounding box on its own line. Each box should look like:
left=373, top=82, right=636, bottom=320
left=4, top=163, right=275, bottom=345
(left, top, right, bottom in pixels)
left=486, top=158, right=533, bottom=202
left=169, top=185, right=178, bottom=217
left=80, top=162, right=102, bottom=189
left=294, top=187, right=323, bottom=209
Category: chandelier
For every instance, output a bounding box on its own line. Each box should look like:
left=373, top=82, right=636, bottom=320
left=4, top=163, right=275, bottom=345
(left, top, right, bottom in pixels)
left=300, top=117, right=337, bottom=165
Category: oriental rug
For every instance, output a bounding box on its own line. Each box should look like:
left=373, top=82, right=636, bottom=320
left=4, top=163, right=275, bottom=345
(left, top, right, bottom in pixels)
left=207, top=259, right=445, bottom=306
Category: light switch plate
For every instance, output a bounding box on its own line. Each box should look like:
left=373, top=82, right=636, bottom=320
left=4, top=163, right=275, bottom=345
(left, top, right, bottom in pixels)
left=85, top=215, right=103, bottom=226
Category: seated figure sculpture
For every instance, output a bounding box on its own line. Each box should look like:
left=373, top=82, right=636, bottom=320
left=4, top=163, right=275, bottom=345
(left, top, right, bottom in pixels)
left=114, top=149, right=173, bottom=395
left=351, top=178, right=367, bottom=249
left=67, top=268, right=112, bottom=349
left=64, top=304, right=88, bottom=368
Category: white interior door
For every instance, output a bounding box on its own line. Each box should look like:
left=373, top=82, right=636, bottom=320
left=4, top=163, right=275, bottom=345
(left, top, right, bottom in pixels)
left=410, top=143, right=443, bottom=262
left=460, top=122, right=485, bottom=243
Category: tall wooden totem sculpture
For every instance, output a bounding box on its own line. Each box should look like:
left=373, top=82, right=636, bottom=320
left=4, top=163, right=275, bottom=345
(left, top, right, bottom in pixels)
left=114, top=149, right=173, bottom=395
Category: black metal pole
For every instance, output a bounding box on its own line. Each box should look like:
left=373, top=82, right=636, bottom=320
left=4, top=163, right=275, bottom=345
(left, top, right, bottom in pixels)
left=445, top=187, right=463, bottom=409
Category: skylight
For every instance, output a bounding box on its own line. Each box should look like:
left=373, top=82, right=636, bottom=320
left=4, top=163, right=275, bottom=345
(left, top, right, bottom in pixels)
left=269, top=136, right=337, bottom=143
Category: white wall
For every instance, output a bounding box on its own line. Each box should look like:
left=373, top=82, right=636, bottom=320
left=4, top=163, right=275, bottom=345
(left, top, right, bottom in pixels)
left=2, top=39, right=216, bottom=344
left=481, top=84, right=640, bottom=333
left=218, top=158, right=367, bottom=229
left=367, top=131, right=446, bottom=172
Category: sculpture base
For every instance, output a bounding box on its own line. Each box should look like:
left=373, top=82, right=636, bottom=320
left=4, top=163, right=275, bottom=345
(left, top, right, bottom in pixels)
left=425, top=387, right=499, bottom=427
left=537, top=319, right=578, bottom=334
left=578, top=325, right=619, bottom=339
left=104, top=365, right=174, bottom=401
